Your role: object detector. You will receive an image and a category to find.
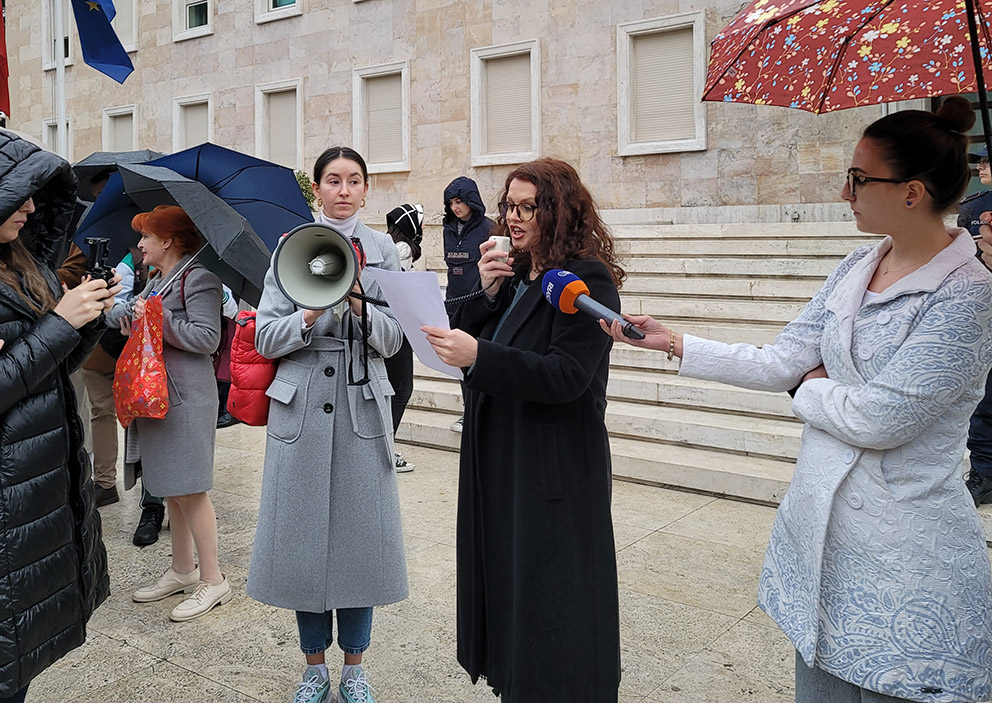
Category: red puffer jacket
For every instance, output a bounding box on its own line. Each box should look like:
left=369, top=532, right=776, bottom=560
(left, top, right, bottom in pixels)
left=227, top=311, right=278, bottom=426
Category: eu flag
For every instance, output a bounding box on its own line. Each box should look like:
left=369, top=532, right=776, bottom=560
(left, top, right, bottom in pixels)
left=70, top=0, right=133, bottom=84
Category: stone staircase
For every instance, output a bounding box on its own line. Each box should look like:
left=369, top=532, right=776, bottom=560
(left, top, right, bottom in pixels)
left=396, top=219, right=992, bottom=540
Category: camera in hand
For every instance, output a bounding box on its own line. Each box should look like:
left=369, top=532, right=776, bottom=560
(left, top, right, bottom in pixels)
left=84, top=237, right=114, bottom=284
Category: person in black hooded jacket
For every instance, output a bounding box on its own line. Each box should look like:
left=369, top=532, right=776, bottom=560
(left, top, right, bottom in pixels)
left=0, top=131, right=114, bottom=701
left=443, top=176, right=495, bottom=301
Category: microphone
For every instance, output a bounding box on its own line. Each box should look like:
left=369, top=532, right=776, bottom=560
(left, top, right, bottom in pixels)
left=542, top=269, right=645, bottom=340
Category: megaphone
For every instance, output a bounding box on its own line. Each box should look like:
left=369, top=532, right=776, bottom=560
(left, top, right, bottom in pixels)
left=272, top=223, right=364, bottom=310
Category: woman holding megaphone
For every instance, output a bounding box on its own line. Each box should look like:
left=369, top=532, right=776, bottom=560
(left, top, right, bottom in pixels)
left=423, top=158, right=626, bottom=703
left=246, top=147, right=407, bottom=703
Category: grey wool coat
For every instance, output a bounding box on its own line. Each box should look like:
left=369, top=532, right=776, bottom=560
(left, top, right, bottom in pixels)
left=246, top=221, right=409, bottom=613
left=108, top=258, right=222, bottom=497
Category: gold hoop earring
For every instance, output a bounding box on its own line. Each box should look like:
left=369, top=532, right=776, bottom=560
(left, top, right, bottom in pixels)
left=316, top=197, right=323, bottom=209
left=361, top=198, right=366, bottom=208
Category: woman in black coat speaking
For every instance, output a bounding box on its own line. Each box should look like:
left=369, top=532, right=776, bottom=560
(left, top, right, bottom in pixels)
left=0, top=132, right=114, bottom=701
left=423, top=158, right=625, bottom=703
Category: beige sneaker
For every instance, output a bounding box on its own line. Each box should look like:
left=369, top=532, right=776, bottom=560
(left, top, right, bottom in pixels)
left=169, top=577, right=232, bottom=622
left=132, top=566, right=200, bottom=603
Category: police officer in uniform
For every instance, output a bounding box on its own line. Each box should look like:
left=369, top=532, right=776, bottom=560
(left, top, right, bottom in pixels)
left=958, top=148, right=992, bottom=237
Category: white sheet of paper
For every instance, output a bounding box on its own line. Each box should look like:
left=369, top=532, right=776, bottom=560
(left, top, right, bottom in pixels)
left=367, top=268, right=464, bottom=379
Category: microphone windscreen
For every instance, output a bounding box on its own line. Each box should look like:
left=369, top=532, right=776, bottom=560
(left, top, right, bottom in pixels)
left=542, top=269, right=589, bottom=314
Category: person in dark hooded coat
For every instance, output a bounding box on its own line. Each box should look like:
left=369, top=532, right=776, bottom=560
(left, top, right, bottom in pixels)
left=443, top=176, right=495, bottom=301
left=424, top=159, right=624, bottom=703
left=0, top=131, right=114, bottom=701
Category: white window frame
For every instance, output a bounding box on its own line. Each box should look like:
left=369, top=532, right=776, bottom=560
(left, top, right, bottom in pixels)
left=353, top=61, right=410, bottom=174
left=42, top=116, right=74, bottom=161
left=617, top=11, right=708, bottom=156
left=42, top=0, right=75, bottom=71
left=173, top=94, right=213, bottom=152
left=111, top=0, right=139, bottom=53
left=255, top=0, right=302, bottom=24
left=173, top=0, right=214, bottom=42
left=102, top=104, right=137, bottom=152
left=254, top=78, right=303, bottom=170
left=470, top=39, right=541, bottom=167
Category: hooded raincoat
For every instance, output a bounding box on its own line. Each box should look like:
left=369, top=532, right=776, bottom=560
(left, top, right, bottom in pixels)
left=443, top=177, right=495, bottom=300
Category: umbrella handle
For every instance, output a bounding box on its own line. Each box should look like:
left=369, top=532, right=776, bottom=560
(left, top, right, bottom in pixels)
left=154, top=243, right=209, bottom=295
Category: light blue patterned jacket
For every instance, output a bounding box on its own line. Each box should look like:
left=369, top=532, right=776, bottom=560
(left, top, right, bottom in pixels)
left=679, top=229, right=992, bottom=703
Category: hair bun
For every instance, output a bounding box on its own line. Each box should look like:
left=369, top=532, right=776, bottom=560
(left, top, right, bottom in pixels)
left=936, top=96, right=977, bottom=134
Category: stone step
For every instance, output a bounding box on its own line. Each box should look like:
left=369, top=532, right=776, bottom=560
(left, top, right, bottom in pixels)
left=395, top=409, right=797, bottom=505
left=608, top=436, right=794, bottom=504
left=621, top=275, right=823, bottom=300
left=606, top=222, right=864, bottom=239
left=624, top=257, right=842, bottom=277
left=616, top=238, right=873, bottom=258
left=623, top=295, right=805, bottom=325
left=402, top=384, right=801, bottom=460
left=411, top=367, right=796, bottom=421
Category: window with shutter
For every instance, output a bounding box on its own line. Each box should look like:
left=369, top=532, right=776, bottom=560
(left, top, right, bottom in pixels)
left=632, top=29, right=694, bottom=142
left=617, top=13, right=707, bottom=155
left=366, top=74, right=403, bottom=165
left=183, top=103, right=210, bottom=149
left=484, top=54, right=531, bottom=155
left=266, top=90, right=298, bottom=169
left=112, top=0, right=137, bottom=50
left=111, top=113, right=134, bottom=152
left=470, top=40, right=540, bottom=167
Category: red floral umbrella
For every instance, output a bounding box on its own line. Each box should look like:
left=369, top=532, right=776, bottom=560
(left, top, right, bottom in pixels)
left=703, top=0, right=992, bottom=152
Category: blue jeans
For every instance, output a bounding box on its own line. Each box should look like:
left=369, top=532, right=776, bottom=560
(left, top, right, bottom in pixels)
left=968, top=370, right=992, bottom=477
left=296, top=607, right=373, bottom=656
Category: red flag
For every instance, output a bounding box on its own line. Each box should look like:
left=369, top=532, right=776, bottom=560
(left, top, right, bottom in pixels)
left=0, top=4, right=10, bottom=119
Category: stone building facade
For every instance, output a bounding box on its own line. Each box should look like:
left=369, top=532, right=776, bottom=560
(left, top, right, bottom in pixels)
left=6, top=0, right=895, bottom=223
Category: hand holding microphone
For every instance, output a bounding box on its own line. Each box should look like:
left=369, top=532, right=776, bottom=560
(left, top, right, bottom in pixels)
left=541, top=269, right=645, bottom=340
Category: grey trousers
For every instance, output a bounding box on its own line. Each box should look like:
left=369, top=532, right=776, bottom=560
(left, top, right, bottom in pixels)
left=795, top=652, right=913, bottom=703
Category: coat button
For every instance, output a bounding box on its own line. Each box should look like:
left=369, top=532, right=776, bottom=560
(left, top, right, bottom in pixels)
left=858, top=346, right=874, bottom=360
left=876, top=311, right=891, bottom=325
left=847, top=493, right=863, bottom=509
left=844, top=448, right=857, bottom=464
left=324, top=367, right=335, bottom=377
left=323, top=403, right=334, bottom=413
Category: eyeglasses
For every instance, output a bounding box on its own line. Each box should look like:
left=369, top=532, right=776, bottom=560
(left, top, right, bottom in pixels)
left=845, top=169, right=935, bottom=198
left=497, top=200, right=538, bottom=222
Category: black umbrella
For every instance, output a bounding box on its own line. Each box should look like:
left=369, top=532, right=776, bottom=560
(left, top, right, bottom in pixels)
left=117, top=164, right=272, bottom=307
left=72, top=149, right=165, bottom=201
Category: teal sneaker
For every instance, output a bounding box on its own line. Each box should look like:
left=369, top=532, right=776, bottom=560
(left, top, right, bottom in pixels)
left=338, top=666, right=376, bottom=703
left=293, top=667, right=330, bottom=703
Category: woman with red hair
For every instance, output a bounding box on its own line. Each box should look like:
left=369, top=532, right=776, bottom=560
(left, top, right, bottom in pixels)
left=108, top=205, right=231, bottom=622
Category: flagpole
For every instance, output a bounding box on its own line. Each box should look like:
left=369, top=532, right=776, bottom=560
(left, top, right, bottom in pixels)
left=54, top=0, right=67, bottom=157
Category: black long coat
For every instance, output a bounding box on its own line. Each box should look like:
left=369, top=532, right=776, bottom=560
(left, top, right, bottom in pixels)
left=0, top=132, right=110, bottom=695
left=452, top=257, right=621, bottom=703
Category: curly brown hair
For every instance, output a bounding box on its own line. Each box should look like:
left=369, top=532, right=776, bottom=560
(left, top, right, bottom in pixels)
left=494, top=158, right=625, bottom=287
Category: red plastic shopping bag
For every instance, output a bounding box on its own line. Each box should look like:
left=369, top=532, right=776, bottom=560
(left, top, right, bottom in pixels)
left=113, top=295, right=169, bottom=428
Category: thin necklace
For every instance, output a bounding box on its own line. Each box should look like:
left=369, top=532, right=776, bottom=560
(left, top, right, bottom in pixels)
left=881, top=251, right=936, bottom=276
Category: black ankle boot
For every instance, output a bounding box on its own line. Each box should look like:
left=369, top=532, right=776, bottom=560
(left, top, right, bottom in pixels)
left=133, top=504, right=165, bottom=547
left=965, top=470, right=992, bottom=507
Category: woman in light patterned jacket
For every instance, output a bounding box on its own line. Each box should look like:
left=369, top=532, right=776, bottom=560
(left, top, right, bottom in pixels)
left=604, top=96, right=992, bottom=703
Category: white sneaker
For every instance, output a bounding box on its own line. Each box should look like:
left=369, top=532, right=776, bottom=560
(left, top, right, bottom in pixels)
left=449, top=416, right=463, bottom=433
left=169, top=577, right=232, bottom=622
left=132, top=566, right=200, bottom=603
left=394, top=452, right=414, bottom=473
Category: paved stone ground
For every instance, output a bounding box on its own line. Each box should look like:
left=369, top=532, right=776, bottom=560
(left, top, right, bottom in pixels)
left=28, top=422, right=970, bottom=703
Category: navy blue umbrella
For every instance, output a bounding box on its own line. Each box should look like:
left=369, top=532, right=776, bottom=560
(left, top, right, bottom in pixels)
left=75, top=142, right=313, bottom=260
